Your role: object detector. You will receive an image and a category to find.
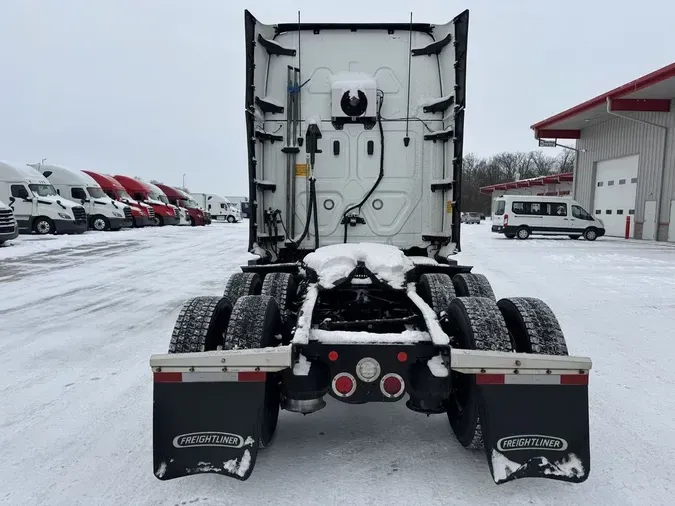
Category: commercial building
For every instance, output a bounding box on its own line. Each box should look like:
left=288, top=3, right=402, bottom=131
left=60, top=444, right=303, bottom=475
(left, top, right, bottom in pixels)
left=530, top=62, right=675, bottom=241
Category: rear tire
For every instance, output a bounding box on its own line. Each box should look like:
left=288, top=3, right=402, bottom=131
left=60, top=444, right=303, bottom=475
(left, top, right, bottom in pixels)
left=584, top=228, right=598, bottom=241
left=261, top=272, right=297, bottom=341
left=416, top=273, right=456, bottom=316
left=504, top=233, right=516, bottom=239
left=446, top=297, right=512, bottom=449
left=168, top=296, right=233, bottom=353
left=226, top=295, right=282, bottom=448
left=497, top=297, right=568, bottom=355
left=452, top=273, right=496, bottom=300
left=516, top=226, right=530, bottom=240
left=224, top=272, right=262, bottom=302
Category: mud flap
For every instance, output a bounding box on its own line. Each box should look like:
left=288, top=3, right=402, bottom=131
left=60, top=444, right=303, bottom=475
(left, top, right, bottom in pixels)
left=153, top=372, right=266, bottom=481
left=477, top=375, right=590, bottom=484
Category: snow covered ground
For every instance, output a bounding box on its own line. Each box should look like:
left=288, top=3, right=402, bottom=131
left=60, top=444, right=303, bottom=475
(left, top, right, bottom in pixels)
left=1, top=221, right=674, bottom=505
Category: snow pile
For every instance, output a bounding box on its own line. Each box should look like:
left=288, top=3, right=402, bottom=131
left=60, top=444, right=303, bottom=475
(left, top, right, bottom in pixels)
left=330, top=71, right=377, bottom=96
left=310, top=329, right=430, bottom=345
left=427, top=354, right=449, bottom=377
left=490, top=449, right=586, bottom=484
left=223, top=450, right=252, bottom=478
left=292, top=284, right=319, bottom=344
left=154, top=461, right=167, bottom=478
left=406, top=283, right=450, bottom=345
left=303, top=243, right=415, bottom=289
left=293, top=353, right=311, bottom=375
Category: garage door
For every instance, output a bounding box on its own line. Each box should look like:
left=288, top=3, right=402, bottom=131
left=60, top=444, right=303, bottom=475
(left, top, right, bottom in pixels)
left=593, top=155, right=638, bottom=237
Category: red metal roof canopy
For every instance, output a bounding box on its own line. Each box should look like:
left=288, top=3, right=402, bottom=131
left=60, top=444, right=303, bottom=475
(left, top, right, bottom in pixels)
left=530, top=62, right=675, bottom=139
left=479, top=172, right=573, bottom=195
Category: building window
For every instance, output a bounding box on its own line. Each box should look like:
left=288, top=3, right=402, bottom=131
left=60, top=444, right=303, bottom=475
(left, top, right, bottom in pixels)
left=606, top=210, right=612, bottom=214
left=631, top=177, right=638, bottom=183
left=595, top=209, right=601, bottom=215
left=608, top=180, right=615, bottom=186
left=597, top=181, right=603, bottom=187
left=619, top=179, right=626, bottom=185
left=629, top=209, right=635, bottom=215
left=617, top=209, right=624, bottom=215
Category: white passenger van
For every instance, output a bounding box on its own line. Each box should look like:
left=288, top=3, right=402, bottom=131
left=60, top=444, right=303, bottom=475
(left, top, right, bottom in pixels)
left=0, top=161, right=88, bottom=235
left=491, top=195, right=605, bottom=241
left=32, top=163, right=133, bottom=231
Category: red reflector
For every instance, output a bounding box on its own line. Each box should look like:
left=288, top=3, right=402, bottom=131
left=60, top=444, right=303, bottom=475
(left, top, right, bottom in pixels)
left=561, top=373, right=589, bottom=385
left=154, top=372, right=182, bottom=383
left=328, top=350, right=339, bottom=362
left=476, top=374, right=505, bottom=385
left=335, top=375, right=354, bottom=395
left=382, top=376, right=402, bottom=396
left=238, top=371, right=267, bottom=382
left=397, top=351, right=408, bottom=362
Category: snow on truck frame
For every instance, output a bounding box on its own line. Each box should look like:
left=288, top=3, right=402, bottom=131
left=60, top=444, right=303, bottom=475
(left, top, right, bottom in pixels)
left=150, top=10, right=592, bottom=486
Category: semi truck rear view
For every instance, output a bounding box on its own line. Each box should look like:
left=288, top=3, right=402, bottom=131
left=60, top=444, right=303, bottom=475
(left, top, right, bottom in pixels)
left=150, top=9, right=592, bottom=486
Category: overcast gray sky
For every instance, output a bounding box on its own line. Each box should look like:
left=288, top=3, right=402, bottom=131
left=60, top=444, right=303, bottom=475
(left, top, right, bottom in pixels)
left=1, top=0, right=674, bottom=196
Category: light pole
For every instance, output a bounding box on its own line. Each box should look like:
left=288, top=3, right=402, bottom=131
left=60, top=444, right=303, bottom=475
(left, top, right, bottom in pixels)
left=182, top=173, right=186, bottom=189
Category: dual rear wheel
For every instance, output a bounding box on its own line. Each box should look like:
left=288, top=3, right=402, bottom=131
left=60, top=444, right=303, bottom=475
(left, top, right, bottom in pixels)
left=416, top=271, right=569, bottom=450
left=169, top=271, right=298, bottom=448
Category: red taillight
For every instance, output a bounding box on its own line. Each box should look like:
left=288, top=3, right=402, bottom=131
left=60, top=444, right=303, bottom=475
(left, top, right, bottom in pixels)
left=380, top=373, right=405, bottom=398
left=397, top=351, right=408, bottom=362
left=332, top=373, right=356, bottom=397
left=328, top=350, right=339, bottom=362
left=504, top=214, right=509, bottom=226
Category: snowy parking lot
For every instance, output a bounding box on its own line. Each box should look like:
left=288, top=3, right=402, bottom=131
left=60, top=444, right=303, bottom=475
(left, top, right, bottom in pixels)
left=1, top=222, right=674, bottom=506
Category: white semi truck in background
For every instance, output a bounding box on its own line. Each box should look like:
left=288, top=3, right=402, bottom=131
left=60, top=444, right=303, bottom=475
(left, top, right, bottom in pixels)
left=32, top=163, right=133, bottom=231
left=0, top=161, right=88, bottom=235
left=0, top=198, right=19, bottom=245
left=190, top=192, right=241, bottom=222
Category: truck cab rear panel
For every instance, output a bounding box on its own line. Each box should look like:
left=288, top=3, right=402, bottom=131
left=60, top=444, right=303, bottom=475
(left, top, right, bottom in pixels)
left=245, top=11, right=467, bottom=261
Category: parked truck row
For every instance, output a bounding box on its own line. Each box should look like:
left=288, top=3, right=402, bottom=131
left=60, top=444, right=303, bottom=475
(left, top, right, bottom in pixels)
left=0, top=160, right=244, bottom=242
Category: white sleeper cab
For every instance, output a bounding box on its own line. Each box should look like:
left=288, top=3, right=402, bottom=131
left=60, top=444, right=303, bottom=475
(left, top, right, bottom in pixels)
left=190, top=193, right=241, bottom=222
left=32, top=163, right=133, bottom=231
left=491, top=195, right=605, bottom=241
left=0, top=161, right=88, bottom=235
left=0, top=198, right=19, bottom=245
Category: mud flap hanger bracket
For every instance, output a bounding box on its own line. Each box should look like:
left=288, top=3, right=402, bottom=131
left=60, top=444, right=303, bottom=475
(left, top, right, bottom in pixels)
left=150, top=344, right=592, bottom=377
left=150, top=345, right=294, bottom=372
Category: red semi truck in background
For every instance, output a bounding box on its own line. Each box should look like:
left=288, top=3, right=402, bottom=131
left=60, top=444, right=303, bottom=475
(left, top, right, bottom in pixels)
left=83, top=170, right=156, bottom=227
left=113, top=175, right=179, bottom=226
left=154, top=183, right=208, bottom=226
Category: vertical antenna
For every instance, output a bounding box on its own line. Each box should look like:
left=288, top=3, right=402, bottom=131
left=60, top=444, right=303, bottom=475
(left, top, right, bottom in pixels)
left=297, top=11, right=302, bottom=144
left=404, top=12, right=413, bottom=147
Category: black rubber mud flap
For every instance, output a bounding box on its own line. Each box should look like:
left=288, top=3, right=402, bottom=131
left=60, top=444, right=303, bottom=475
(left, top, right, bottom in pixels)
left=153, top=373, right=266, bottom=481
left=477, top=377, right=590, bottom=485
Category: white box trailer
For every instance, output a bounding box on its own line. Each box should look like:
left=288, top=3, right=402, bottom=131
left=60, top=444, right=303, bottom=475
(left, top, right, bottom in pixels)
left=150, top=10, right=592, bottom=487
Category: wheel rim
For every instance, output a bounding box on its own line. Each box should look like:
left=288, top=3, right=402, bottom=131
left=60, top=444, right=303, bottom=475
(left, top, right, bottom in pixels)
left=37, top=221, right=50, bottom=234
left=587, top=230, right=596, bottom=240
left=94, top=218, right=106, bottom=230
left=518, top=229, right=528, bottom=238
left=227, top=216, right=234, bottom=222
